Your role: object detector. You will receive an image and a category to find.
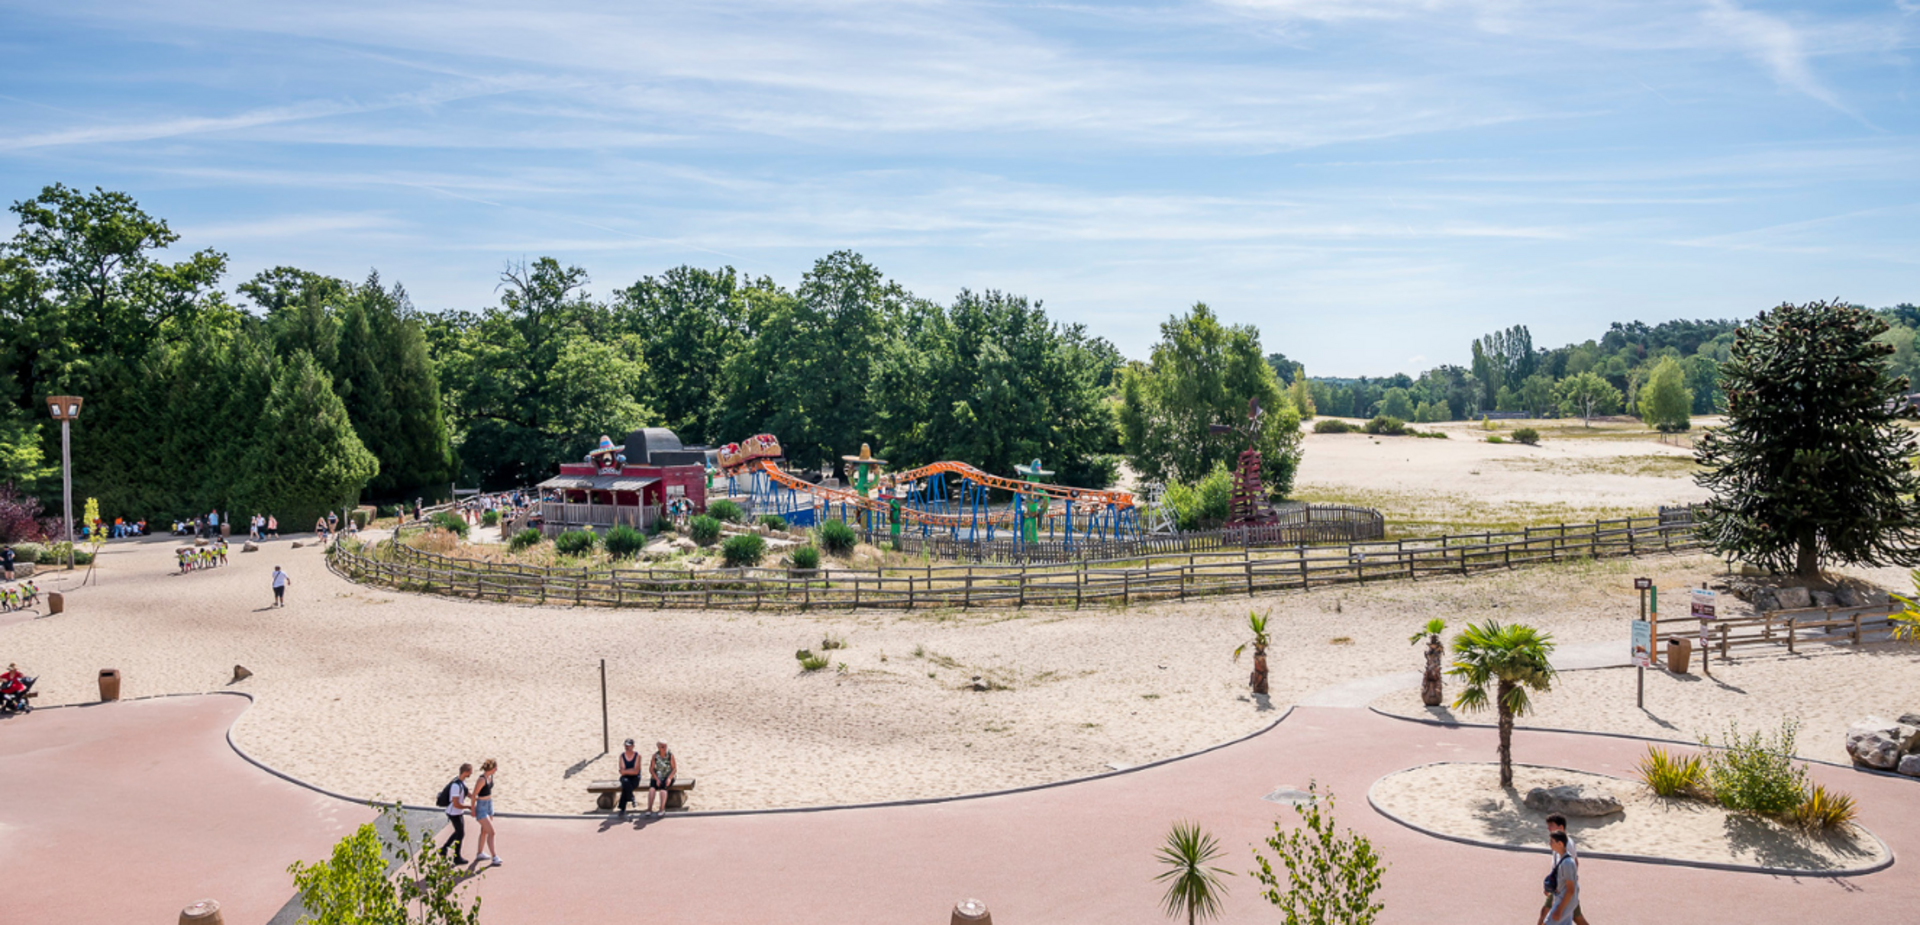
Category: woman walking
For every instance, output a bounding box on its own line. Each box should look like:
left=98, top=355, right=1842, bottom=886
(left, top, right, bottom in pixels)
left=472, top=758, right=501, bottom=866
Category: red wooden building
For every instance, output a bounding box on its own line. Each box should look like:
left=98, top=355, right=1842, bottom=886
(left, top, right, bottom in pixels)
left=534, top=428, right=711, bottom=535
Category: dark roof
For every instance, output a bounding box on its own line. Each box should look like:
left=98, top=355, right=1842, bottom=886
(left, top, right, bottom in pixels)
left=538, top=475, right=659, bottom=492
left=626, top=428, right=708, bottom=467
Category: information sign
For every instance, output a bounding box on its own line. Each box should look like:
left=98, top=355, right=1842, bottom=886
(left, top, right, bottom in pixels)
left=1634, top=577, right=1652, bottom=590
left=1692, top=588, right=1716, bottom=646
left=1630, top=620, right=1652, bottom=668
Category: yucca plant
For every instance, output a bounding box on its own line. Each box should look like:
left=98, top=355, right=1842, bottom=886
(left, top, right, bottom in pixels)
left=1448, top=621, right=1556, bottom=788
left=1153, top=821, right=1230, bottom=925
left=1791, top=783, right=1857, bottom=831
left=1408, top=618, right=1447, bottom=707
left=1636, top=745, right=1708, bottom=798
left=1232, top=610, right=1272, bottom=695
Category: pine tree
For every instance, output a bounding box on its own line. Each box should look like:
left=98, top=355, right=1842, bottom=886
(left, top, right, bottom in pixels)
left=235, top=352, right=379, bottom=527
left=1696, top=300, right=1920, bottom=578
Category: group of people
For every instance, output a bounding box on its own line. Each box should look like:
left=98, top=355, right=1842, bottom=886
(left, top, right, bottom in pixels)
left=176, top=540, right=229, bottom=574
left=1540, top=813, right=1588, bottom=925
left=246, top=514, right=280, bottom=541
left=313, top=511, right=357, bottom=545
left=437, top=759, right=503, bottom=867
left=1, top=662, right=35, bottom=715
left=92, top=518, right=147, bottom=538
left=615, top=739, right=679, bottom=816
left=2, top=580, right=42, bottom=612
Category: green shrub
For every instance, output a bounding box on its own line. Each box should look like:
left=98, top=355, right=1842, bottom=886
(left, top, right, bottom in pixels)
left=1486, top=435, right=1507, bottom=444
left=508, top=528, right=542, bottom=552
left=817, top=519, right=857, bottom=555
left=13, top=542, right=45, bottom=563
left=24, top=542, right=90, bottom=565
left=795, top=649, right=830, bottom=672
left=760, top=514, right=789, bottom=531
left=821, top=632, right=847, bottom=650
left=554, top=530, right=597, bottom=556
left=1313, top=419, right=1354, bottom=434
left=1164, top=461, right=1233, bottom=531
left=481, top=509, right=500, bottom=527
left=1411, top=429, right=1448, bottom=439
left=721, top=532, right=766, bottom=567
left=428, top=511, right=469, bottom=538
left=1791, top=783, right=1857, bottom=831
left=707, top=499, right=744, bottom=523
left=349, top=509, right=373, bottom=529
left=1636, top=745, right=1708, bottom=798
left=1363, top=415, right=1408, bottom=436
left=790, top=544, right=821, bottom=570
left=688, top=515, right=722, bottom=546
left=1512, top=427, right=1540, bottom=446
left=603, top=525, right=646, bottom=558
left=1702, top=720, right=1807, bottom=815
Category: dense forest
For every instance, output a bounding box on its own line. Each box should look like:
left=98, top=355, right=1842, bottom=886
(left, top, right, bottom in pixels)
left=3, top=184, right=1910, bottom=532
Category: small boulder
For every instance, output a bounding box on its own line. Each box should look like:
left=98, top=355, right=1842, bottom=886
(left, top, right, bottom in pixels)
left=1899, top=755, right=1920, bottom=778
left=290, top=541, right=304, bottom=549
left=193, top=537, right=210, bottom=548
left=1810, top=590, right=1837, bottom=608
left=1834, top=587, right=1862, bottom=607
left=1864, top=589, right=1892, bottom=606
left=231, top=665, right=252, bottom=683
left=1749, top=587, right=1779, bottom=612
left=1898, top=712, right=1920, bottom=731
left=241, top=541, right=259, bottom=553
left=1774, top=586, right=1812, bottom=609
left=1845, top=716, right=1920, bottom=769
left=1523, top=784, right=1623, bottom=817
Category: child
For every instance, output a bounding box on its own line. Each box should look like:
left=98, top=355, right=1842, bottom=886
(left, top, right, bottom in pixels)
left=217, top=539, right=229, bottom=566
left=177, top=548, right=189, bottom=574
left=21, top=581, right=37, bottom=607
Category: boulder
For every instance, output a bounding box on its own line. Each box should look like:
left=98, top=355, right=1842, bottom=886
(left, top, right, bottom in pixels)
left=1774, top=586, right=1812, bottom=610
left=231, top=665, right=252, bottom=683
left=1523, top=784, right=1623, bottom=817
left=241, top=541, right=259, bottom=553
left=1834, top=587, right=1862, bottom=607
left=1748, top=587, right=1779, bottom=612
left=13, top=562, right=32, bottom=579
left=290, top=541, right=304, bottom=549
left=193, top=537, right=210, bottom=548
left=1865, top=588, right=1892, bottom=606
left=1899, top=755, right=1920, bottom=778
left=1844, top=716, right=1920, bottom=769
left=1810, top=590, right=1837, bottom=608
left=1898, top=713, right=1920, bottom=731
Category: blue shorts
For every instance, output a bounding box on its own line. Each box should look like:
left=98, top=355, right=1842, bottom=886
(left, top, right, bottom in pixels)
left=474, top=798, right=494, bottom=819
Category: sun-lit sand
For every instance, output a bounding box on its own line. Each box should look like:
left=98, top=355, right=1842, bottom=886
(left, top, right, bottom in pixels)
left=1369, top=762, right=1887, bottom=872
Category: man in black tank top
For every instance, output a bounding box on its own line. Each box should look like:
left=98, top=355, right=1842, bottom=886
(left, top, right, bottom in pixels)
left=617, top=739, right=641, bottom=814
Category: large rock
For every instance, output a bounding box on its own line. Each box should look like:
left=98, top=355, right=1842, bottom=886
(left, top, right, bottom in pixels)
left=1845, top=716, right=1920, bottom=769
left=1898, top=713, right=1920, bottom=731
left=241, top=541, right=259, bottom=553
left=1523, top=784, right=1623, bottom=817
left=1835, top=587, right=1862, bottom=607
left=1748, top=587, right=1779, bottom=612
left=1810, top=590, right=1837, bottom=608
left=12, top=561, right=32, bottom=578
left=1774, top=586, right=1812, bottom=610
left=1899, top=755, right=1920, bottom=778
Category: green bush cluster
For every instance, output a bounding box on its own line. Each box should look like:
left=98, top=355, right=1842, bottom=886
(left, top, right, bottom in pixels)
left=721, top=532, right=766, bottom=567
left=10, top=542, right=92, bottom=565
left=707, top=499, right=744, bottom=523
left=795, top=649, right=830, bottom=672
left=603, top=524, right=647, bottom=559
left=508, top=528, right=542, bottom=552
left=1312, top=419, right=1355, bottom=434
left=1486, top=435, right=1507, bottom=444
left=554, top=530, right=597, bottom=556
left=817, top=519, right=857, bottom=555
left=1636, top=746, right=1707, bottom=797
left=1363, top=415, right=1408, bottom=436
left=760, top=514, right=790, bottom=531
left=790, top=544, right=821, bottom=570
left=1163, top=462, right=1233, bottom=531
left=1512, top=427, right=1540, bottom=446
left=688, top=515, right=722, bottom=546
left=428, top=511, right=468, bottom=538
left=481, top=509, right=500, bottom=527
left=1703, top=721, right=1808, bottom=815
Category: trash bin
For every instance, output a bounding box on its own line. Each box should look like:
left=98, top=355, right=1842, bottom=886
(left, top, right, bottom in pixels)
left=179, top=899, right=224, bottom=924
left=98, top=668, right=120, bottom=701
left=951, top=899, right=992, bottom=925
left=1666, top=637, right=1692, bottom=675
left=46, top=591, right=62, bottom=615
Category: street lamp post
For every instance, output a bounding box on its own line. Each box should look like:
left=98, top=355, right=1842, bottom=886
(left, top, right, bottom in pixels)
left=46, top=396, right=83, bottom=569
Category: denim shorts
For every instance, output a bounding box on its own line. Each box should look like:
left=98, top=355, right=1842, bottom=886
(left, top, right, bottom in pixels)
left=474, top=798, right=494, bottom=819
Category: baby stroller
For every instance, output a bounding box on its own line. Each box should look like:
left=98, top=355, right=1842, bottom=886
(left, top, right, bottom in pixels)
left=0, top=667, right=35, bottom=715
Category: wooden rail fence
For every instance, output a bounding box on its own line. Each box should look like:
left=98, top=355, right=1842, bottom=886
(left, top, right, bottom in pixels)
left=331, top=512, right=1705, bottom=611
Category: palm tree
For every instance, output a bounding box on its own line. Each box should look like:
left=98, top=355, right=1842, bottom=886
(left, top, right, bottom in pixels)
left=1154, top=821, right=1231, bottom=925
left=1447, top=620, right=1556, bottom=788
left=1408, top=617, right=1447, bottom=707
left=1232, top=609, right=1271, bottom=695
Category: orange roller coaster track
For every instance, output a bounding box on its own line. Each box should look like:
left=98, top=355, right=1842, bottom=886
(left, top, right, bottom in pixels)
left=743, top=459, right=1136, bottom=530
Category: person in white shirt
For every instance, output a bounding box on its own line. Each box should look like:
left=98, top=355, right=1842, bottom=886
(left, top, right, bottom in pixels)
left=271, top=566, right=291, bottom=608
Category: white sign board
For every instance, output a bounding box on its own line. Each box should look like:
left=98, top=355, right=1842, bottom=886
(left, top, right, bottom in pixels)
left=1630, top=620, right=1652, bottom=668
left=1692, top=589, right=1716, bottom=646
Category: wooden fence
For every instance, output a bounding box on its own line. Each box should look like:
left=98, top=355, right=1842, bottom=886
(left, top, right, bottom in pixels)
left=1648, top=603, right=1904, bottom=665
left=881, top=504, right=1385, bottom=564
left=330, top=511, right=1705, bottom=611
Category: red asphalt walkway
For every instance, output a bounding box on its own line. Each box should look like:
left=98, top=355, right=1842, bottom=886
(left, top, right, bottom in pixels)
left=3, top=695, right=1914, bottom=924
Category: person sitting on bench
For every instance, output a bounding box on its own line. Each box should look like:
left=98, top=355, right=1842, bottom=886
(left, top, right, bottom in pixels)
left=647, top=741, right=678, bottom=816
left=617, top=739, right=642, bottom=815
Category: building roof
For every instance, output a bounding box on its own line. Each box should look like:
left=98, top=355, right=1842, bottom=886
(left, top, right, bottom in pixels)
left=537, top=474, right=659, bottom=492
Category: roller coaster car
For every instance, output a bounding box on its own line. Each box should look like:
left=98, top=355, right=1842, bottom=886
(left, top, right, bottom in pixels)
left=719, top=434, right=783, bottom=470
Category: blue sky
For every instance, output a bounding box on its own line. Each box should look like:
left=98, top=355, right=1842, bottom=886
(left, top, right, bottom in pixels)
left=2, top=1, right=1916, bottom=375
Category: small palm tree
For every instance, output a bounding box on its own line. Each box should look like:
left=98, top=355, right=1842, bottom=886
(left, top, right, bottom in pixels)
left=1232, top=609, right=1271, bottom=695
left=1448, top=620, right=1556, bottom=788
left=1154, top=821, right=1231, bottom=925
left=1408, top=617, right=1447, bottom=707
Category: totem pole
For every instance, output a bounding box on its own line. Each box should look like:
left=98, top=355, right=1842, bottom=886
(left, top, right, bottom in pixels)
left=1014, top=458, right=1054, bottom=544
left=841, top=443, right=887, bottom=533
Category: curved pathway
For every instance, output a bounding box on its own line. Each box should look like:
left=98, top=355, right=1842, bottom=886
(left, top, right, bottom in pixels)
left=3, top=695, right=1914, bottom=924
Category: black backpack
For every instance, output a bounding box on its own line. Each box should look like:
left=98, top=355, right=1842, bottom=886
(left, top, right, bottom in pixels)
left=436, top=779, right=458, bottom=808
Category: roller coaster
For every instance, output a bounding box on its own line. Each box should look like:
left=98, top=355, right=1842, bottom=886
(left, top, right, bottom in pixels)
left=714, top=434, right=1148, bottom=546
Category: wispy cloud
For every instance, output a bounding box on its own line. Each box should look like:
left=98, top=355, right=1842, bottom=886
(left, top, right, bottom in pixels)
left=1701, top=0, right=1860, bottom=121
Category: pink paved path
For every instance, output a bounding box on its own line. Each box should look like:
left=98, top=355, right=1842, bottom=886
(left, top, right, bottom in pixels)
left=3, top=696, right=1914, bottom=924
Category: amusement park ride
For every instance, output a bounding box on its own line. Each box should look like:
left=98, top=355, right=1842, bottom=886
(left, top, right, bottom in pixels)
left=713, top=434, right=1163, bottom=547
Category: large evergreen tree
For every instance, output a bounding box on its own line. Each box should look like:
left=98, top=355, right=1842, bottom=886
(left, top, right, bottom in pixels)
left=1695, top=300, right=1920, bottom=578
left=235, top=352, right=380, bottom=526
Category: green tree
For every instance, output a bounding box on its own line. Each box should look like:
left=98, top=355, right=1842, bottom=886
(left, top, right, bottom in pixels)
left=234, top=352, right=379, bottom=526
left=1638, top=356, right=1693, bottom=433
left=1517, top=374, right=1556, bottom=418
left=1448, top=621, right=1556, bottom=788
left=1119, top=303, right=1302, bottom=497
left=1155, top=821, right=1231, bottom=925
left=1251, top=782, right=1385, bottom=925
left=1695, top=300, right=1920, bottom=578
left=1378, top=388, right=1415, bottom=421
left=614, top=265, right=752, bottom=444
left=1553, top=370, right=1621, bottom=426
left=333, top=274, right=457, bottom=498
left=287, top=803, right=483, bottom=924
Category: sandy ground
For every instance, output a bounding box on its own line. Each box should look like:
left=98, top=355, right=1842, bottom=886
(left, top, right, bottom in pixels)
left=1372, top=640, right=1920, bottom=766
left=1369, top=763, right=1886, bottom=872
left=1294, top=417, right=1711, bottom=534
left=4, top=535, right=1911, bottom=816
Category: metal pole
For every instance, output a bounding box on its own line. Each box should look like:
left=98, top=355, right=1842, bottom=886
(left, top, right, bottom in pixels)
left=62, top=418, right=74, bottom=569
left=1637, top=586, right=1646, bottom=709
left=600, top=658, right=609, bottom=754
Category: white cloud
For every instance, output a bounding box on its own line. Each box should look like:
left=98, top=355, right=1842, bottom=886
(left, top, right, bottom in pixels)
left=1700, top=0, right=1857, bottom=119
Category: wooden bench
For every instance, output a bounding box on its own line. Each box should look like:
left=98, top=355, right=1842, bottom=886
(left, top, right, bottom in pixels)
left=587, top=778, right=695, bottom=811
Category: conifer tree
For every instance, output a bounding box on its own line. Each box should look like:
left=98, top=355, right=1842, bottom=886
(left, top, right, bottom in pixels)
left=235, top=352, right=379, bottom=526
left=1695, top=300, right=1920, bottom=578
